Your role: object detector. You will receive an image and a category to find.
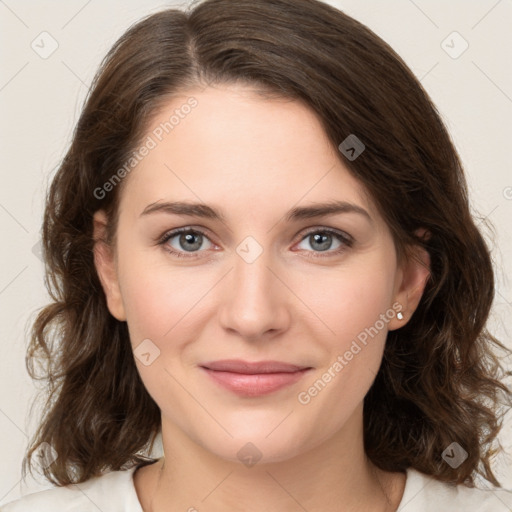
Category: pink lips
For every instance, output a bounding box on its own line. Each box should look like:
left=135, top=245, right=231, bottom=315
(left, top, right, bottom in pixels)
left=200, top=359, right=312, bottom=397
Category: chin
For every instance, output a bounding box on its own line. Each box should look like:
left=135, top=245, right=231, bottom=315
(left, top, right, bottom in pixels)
left=192, top=421, right=315, bottom=467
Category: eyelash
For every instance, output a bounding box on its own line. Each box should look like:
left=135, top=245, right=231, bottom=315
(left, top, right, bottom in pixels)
left=157, top=226, right=354, bottom=260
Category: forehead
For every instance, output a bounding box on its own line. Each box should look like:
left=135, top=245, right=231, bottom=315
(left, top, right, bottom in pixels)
left=119, top=84, right=377, bottom=222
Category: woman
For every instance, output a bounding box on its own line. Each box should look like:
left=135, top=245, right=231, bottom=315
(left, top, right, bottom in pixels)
left=3, top=0, right=511, bottom=510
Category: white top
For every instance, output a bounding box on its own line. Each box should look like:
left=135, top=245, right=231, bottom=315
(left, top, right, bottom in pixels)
left=2, top=465, right=512, bottom=511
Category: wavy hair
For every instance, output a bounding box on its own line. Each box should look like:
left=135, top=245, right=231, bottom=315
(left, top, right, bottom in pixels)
left=23, top=0, right=511, bottom=488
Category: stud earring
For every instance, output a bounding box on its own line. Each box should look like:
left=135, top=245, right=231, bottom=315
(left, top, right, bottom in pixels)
left=396, top=311, right=404, bottom=320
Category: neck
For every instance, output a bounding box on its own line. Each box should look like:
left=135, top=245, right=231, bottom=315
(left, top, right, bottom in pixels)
left=137, top=407, right=405, bottom=512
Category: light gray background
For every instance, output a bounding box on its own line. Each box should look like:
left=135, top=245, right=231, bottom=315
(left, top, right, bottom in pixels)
left=1, top=0, right=511, bottom=504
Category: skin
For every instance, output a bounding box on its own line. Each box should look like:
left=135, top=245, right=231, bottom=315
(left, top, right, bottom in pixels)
left=93, top=84, right=430, bottom=512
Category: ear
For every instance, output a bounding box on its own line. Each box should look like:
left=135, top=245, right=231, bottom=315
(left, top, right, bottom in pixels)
left=388, top=229, right=431, bottom=330
left=93, top=210, right=126, bottom=321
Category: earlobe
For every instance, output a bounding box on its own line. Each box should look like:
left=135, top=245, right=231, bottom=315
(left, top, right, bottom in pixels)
left=389, top=233, right=431, bottom=330
left=92, top=210, right=127, bottom=322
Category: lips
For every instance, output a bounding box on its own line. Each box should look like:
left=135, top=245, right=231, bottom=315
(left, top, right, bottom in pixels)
left=199, top=359, right=312, bottom=397
left=201, top=359, right=309, bottom=374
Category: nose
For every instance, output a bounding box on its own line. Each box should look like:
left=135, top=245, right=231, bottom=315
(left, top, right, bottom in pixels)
left=218, top=247, right=291, bottom=342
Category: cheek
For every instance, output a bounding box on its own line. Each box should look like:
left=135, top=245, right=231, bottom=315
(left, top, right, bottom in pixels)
left=292, top=257, right=396, bottom=413
left=117, top=248, right=213, bottom=345
left=302, top=260, right=397, bottom=347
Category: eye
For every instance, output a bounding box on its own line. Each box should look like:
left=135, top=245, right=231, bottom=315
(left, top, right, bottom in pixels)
left=295, top=228, right=353, bottom=258
left=157, top=226, right=353, bottom=260
left=158, top=228, right=214, bottom=258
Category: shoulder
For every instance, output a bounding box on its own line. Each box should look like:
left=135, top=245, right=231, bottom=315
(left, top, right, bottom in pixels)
left=399, top=468, right=512, bottom=511
left=0, top=466, right=143, bottom=512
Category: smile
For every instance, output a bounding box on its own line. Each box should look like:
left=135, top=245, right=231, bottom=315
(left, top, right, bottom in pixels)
left=199, top=359, right=313, bottom=397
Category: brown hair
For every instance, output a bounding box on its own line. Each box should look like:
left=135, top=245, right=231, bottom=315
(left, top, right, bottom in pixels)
left=24, top=0, right=511, bottom=488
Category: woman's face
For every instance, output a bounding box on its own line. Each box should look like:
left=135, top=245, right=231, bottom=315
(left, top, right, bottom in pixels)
left=94, top=83, right=428, bottom=464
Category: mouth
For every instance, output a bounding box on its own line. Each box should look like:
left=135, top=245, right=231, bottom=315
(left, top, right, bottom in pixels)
left=199, top=359, right=313, bottom=397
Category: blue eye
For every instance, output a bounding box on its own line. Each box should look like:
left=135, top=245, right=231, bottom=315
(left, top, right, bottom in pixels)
left=296, top=228, right=353, bottom=259
left=158, top=228, right=214, bottom=258
left=157, top=227, right=353, bottom=259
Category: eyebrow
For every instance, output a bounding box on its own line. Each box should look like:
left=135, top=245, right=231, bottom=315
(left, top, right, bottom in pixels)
left=140, top=199, right=372, bottom=223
